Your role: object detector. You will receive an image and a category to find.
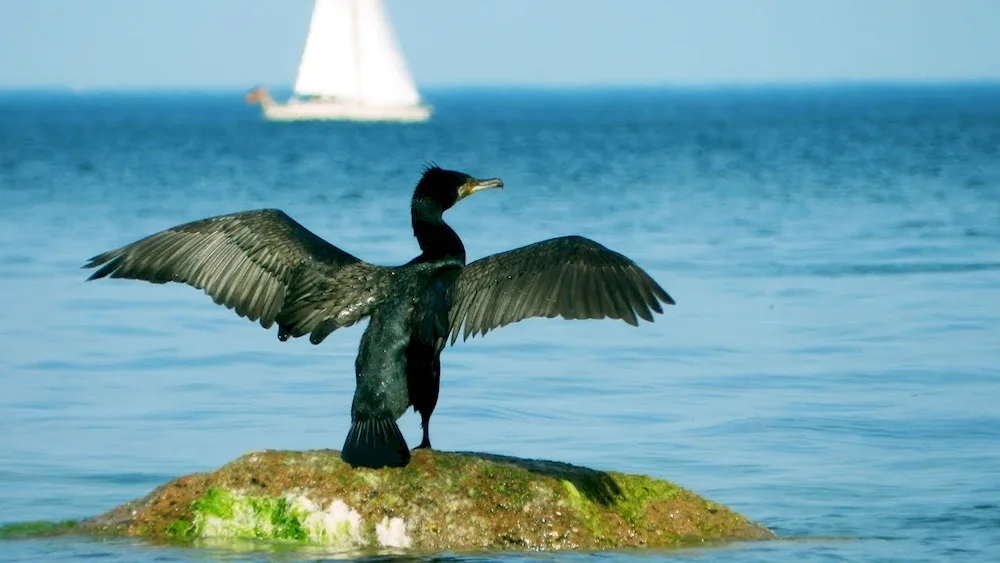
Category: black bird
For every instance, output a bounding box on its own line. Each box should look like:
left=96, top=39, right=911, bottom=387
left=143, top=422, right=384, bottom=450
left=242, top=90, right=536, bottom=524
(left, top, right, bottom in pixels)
left=83, top=166, right=674, bottom=469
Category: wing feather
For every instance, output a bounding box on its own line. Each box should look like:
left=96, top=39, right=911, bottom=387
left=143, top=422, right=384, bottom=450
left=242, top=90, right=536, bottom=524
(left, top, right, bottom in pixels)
left=84, top=209, right=393, bottom=343
left=448, top=235, right=674, bottom=343
left=603, top=266, right=637, bottom=326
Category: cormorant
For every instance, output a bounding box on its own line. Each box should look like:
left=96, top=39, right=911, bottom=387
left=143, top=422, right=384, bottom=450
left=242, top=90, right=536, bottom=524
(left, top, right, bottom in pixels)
left=83, top=166, right=674, bottom=469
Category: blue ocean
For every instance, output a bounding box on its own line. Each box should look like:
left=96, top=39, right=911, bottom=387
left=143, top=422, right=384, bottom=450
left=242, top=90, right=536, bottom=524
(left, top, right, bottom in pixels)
left=1, top=85, right=998, bottom=562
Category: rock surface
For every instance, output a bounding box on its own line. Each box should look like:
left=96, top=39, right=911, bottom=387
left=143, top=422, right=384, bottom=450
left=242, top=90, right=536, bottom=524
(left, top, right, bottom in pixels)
left=5, top=449, right=774, bottom=552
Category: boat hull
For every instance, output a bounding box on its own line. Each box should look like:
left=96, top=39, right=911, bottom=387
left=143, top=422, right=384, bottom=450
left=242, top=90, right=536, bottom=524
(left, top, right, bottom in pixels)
left=262, top=100, right=431, bottom=122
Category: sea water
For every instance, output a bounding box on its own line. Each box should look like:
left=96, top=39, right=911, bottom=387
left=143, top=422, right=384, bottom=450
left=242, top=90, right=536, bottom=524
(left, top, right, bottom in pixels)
left=1, top=85, right=998, bottom=561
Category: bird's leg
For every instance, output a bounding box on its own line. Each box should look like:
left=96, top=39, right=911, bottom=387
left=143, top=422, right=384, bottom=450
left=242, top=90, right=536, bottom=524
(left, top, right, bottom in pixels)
left=411, top=352, right=440, bottom=450
left=415, top=412, right=432, bottom=449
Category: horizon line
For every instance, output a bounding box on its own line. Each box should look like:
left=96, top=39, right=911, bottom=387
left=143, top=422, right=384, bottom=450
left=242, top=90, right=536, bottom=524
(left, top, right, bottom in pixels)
left=2, top=77, right=1000, bottom=95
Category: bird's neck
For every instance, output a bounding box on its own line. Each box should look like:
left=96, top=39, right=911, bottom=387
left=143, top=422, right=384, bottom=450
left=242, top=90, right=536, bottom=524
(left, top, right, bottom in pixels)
left=411, top=201, right=466, bottom=263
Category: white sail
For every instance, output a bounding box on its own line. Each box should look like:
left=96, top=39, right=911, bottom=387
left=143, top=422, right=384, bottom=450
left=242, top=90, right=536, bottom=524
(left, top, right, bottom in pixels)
left=294, top=0, right=359, bottom=99
left=354, top=0, right=421, bottom=106
left=292, top=0, right=421, bottom=106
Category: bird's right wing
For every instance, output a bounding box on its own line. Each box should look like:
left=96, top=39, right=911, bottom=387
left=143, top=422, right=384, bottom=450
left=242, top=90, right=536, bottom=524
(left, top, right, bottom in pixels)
left=447, top=235, right=674, bottom=344
left=84, top=209, right=394, bottom=344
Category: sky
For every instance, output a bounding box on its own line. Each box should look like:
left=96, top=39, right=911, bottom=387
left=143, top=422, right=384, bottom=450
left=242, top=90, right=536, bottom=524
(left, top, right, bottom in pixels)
left=0, top=0, right=998, bottom=90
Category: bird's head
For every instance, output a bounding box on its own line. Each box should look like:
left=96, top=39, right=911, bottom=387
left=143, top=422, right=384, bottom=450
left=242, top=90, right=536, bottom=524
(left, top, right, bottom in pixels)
left=412, top=165, right=503, bottom=212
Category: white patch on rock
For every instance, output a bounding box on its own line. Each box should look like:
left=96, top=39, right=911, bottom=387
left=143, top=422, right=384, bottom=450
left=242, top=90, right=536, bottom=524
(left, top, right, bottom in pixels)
left=289, top=496, right=365, bottom=547
left=197, top=516, right=227, bottom=538
left=375, top=516, right=412, bottom=548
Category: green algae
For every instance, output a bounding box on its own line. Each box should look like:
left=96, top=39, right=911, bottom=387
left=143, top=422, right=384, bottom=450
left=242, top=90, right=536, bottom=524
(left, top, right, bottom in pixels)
left=0, top=520, right=78, bottom=539
left=560, top=479, right=606, bottom=542
left=609, top=473, right=684, bottom=526
left=190, top=488, right=320, bottom=543
left=165, top=519, right=194, bottom=539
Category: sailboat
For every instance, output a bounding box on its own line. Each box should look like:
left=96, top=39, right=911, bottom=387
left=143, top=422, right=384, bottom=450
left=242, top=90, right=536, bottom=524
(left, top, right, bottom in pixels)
left=247, top=0, right=431, bottom=122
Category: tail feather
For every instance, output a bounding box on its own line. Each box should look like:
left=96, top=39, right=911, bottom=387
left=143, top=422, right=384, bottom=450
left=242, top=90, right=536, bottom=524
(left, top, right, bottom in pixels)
left=341, top=418, right=410, bottom=468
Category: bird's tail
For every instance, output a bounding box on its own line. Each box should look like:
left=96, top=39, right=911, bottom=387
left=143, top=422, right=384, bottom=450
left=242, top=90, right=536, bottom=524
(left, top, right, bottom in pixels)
left=341, top=418, right=410, bottom=469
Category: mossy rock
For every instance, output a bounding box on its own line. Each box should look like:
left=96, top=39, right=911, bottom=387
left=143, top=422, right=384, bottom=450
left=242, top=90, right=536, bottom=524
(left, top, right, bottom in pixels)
left=7, top=450, right=773, bottom=552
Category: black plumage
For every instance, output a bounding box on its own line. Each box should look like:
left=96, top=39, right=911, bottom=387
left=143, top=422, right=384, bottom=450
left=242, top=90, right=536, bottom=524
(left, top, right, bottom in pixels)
left=84, top=166, right=674, bottom=468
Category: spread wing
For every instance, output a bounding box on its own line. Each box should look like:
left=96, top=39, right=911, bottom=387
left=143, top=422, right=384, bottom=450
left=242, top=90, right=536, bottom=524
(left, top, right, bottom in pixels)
left=447, top=235, right=674, bottom=344
left=84, top=209, right=394, bottom=344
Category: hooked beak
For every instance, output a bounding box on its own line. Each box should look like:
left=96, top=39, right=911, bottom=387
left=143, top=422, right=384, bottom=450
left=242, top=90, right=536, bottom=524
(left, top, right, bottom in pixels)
left=457, top=177, right=503, bottom=200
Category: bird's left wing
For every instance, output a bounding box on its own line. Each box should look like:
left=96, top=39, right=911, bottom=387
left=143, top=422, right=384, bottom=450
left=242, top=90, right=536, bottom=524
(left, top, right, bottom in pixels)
left=83, top=209, right=395, bottom=345
left=447, top=236, right=674, bottom=344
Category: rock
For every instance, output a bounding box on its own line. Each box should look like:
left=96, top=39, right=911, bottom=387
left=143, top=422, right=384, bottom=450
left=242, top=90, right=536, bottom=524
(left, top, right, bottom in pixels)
left=5, top=450, right=774, bottom=552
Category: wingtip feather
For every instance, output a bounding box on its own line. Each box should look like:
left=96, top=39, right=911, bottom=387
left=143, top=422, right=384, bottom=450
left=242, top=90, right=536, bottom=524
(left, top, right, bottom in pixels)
left=649, top=277, right=675, bottom=306
left=85, top=257, right=121, bottom=281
